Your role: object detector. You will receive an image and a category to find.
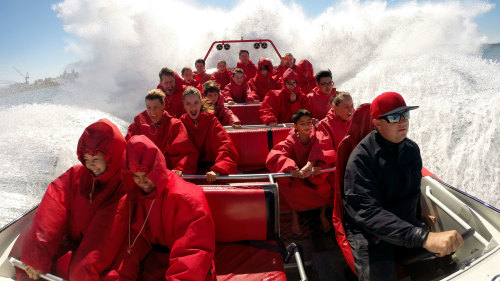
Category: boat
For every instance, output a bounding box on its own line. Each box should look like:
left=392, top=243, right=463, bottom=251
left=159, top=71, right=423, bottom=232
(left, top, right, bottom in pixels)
left=1, top=39, right=499, bottom=281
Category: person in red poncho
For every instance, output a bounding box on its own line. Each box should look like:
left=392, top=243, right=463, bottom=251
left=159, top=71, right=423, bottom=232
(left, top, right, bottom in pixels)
left=307, top=69, right=337, bottom=120
left=203, top=80, right=242, bottom=128
left=16, top=119, right=127, bottom=281
left=180, top=87, right=239, bottom=182
left=194, top=58, right=213, bottom=84
left=275, top=52, right=297, bottom=79
left=211, top=60, right=232, bottom=90
left=266, top=110, right=333, bottom=235
left=181, top=67, right=203, bottom=92
left=235, top=49, right=257, bottom=80
left=156, top=67, right=186, bottom=118
left=125, top=89, right=199, bottom=176
left=248, top=57, right=280, bottom=100
left=309, top=92, right=354, bottom=167
left=295, top=59, right=316, bottom=94
left=111, top=135, right=216, bottom=281
left=259, top=68, right=311, bottom=126
left=222, top=68, right=260, bottom=104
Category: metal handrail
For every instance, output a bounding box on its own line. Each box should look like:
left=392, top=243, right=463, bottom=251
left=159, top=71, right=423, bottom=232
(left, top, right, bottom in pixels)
left=223, top=123, right=293, bottom=130
left=10, top=257, right=65, bottom=281
left=181, top=167, right=335, bottom=180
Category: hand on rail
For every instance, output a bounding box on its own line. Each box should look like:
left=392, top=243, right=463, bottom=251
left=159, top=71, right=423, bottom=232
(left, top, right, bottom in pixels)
left=423, top=230, right=464, bottom=257
left=268, top=122, right=277, bottom=127
left=206, top=171, right=220, bottom=182
left=26, top=266, right=42, bottom=280
left=232, top=122, right=242, bottom=129
left=252, top=100, right=260, bottom=104
left=228, top=100, right=235, bottom=105
left=172, top=170, right=183, bottom=176
left=421, top=214, right=437, bottom=229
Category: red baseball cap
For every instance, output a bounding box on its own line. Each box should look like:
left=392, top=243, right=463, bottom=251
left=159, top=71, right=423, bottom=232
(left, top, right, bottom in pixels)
left=371, top=92, right=419, bottom=119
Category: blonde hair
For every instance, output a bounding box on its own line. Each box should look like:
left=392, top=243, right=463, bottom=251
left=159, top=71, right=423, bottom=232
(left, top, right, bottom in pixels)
left=331, top=91, right=352, bottom=106
left=182, top=87, right=211, bottom=113
left=145, top=89, right=165, bottom=105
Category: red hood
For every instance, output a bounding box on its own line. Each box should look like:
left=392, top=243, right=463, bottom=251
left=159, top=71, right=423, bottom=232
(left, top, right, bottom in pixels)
left=257, top=58, right=274, bottom=77
left=77, top=118, right=126, bottom=183
left=296, top=59, right=314, bottom=79
left=214, top=92, right=226, bottom=113
left=135, top=109, right=171, bottom=125
left=283, top=68, right=299, bottom=82
left=122, top=135, right=172, bottom=199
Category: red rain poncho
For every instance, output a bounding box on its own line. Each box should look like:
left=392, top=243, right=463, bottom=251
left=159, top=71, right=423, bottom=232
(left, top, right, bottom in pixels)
left=235, top=59, right=257, bottom=80
left=307, top=87, right=337, bottom=120
left=211, top=69, right=232, bottom=90
left=222, top=79, right=259, bottom=103
left=156, top=72, right=187, bottom=118
left=211, top=93, right=241, bottom=126
left=248, top=58, right=280, bottom=100
left=295, top=59, right=316, bottom=94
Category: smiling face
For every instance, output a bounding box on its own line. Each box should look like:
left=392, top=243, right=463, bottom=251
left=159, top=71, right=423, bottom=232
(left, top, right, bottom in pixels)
left=183, top=93, right=201, bottom=120
left=182, top=69, right=194, bottom=81
left=233, top=72, right=245, bottom=86
left=195, top=62, right=205, bottom=74
left=318, top=77, right=333, bottom=94
left=84, top=152, right=107, bottom=177
left=132, top=171, right=156, bottom=193
left=333, top=98, right=354, bottom=121
left=217, top=61, right=226, bottom=72
left=160, top=75, right=176, bottom=95
left=285, top=79, right=297, bottom=92
left=205, top=91, right=219, bottom=104
left=145, top=98, right=163, bottom=124
left=239, top=52, right=250, bottom=64
left=293, top=115, right=313, bottom=137
left=373, top=112, right=410, bottom=143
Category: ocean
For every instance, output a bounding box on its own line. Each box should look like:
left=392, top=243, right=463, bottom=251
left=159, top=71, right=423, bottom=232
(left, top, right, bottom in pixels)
left=0, top=0, right=499, bottom=228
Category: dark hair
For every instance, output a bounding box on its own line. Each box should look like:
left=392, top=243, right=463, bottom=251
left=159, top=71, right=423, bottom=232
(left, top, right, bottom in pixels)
left=233, top=68, right=244, bottom=77
left=195, top=58, right=205, bottom=66
left=292, top=109, right=311, bottom=124
left=159, top=67, right=175, bottom=81
left=315, top=69, right=332, bottom=83
left=181, top=67, right=192, bottom=76
left=217, top=60, right=226, bottom=66
left=239, top=50, right=249, bottom=56
left=203, top=80, right=220, bottom=95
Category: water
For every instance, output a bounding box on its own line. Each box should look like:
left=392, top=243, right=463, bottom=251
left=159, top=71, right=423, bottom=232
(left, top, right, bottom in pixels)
left=1, top=0, right=499, bottom=228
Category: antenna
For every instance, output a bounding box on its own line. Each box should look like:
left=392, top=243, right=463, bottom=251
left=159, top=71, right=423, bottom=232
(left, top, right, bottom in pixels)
left=12, top=66, right=29, bottom=84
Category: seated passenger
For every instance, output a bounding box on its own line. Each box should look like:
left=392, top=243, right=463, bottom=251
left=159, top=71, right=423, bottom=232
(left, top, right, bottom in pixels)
left=211, top=60, right=232, bottom=89
left=259, top=69, right=311, bottom=126
left=309, top=92, right=354, bottom=165
left=344, top=92, right=464, bottom=281
left=113, top=135, right=215, bottom=280
left=275, top=52, right=297, bottom=78
left=203, top=80, right=242, bottom=129
left=266, top=109, right=332, bottom=235
left=248, top=57, right=280, bottom=100
left=194, top=58, right=213, bottom=84
left=17, top=119, right=126, bottom=281
left=181, top=66, right=202, bottom=91
left=125, top=89, right=199, bottom=175
left=307, top=69, right=337, bottom=120
left=235, top=49, right=257, bottom=80
left=222, top=68, right=259, bottom=105
left=296, top=59, right=316, bottom=94
left=180, top=87, right=239, bottom=182
left=156, top=67, right=186, bottom=118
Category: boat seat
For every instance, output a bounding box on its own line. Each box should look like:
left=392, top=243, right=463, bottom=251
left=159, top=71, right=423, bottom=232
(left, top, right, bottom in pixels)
left=226, top=104, right=261, bottom=125
left=202, top=184, right=286, bottom=280
left=227, top=127, right=291, bottom=172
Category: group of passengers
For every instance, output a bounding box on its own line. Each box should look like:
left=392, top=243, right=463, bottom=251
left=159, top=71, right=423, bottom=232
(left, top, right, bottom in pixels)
left=13, top=49, right=465, bottom=281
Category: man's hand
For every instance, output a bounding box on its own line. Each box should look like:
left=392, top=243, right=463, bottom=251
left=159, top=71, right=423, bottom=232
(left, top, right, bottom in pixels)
left=206, top=171, right=220, bottom=182
left=268, top=122, right=278, bottom=127
left=300, top=161, right=314, bottom=178
left=172, top=170, right=183, bottom=176
left=312, top=166, right=321, bottom=176
left=232, top=122, right=242, bottom=129
left=25, top=266, right=41, bottom=280
left=423, top=230, right=464, bottom=257
left=227, top=100, right=235, bottom=105
left=253, top=100, right=260, bottom=104
left=291, top=169, right=301, bottom=178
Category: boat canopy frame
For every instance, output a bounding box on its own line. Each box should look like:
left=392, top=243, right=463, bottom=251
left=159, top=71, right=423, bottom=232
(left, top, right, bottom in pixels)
left=203, top=39, right=282, bottom=62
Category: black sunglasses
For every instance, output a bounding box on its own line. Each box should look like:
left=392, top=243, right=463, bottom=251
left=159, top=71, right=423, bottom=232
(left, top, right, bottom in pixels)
left=379, top=111, right=410, bottom=123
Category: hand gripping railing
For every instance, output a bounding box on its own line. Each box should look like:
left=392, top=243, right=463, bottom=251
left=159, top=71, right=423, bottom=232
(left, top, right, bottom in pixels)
left=10, top=257, right=65, bottom=281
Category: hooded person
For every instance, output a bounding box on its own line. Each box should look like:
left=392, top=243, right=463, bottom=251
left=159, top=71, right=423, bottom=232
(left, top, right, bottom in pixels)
left=307, top=69, right=337, bottom=120
left=156, top=67, right=187, bottom=118
left=295, top=59, right=316, bottom=94
left=248, top=58, right=280, bottom=100
left=15, top=119, right=127, bottom=281
left=275, top=52, right=297, bottom=78
left=126, top=89, right=199, bottom=175
left=259, top=68, right=311, bottom=126
left=203, top=80, right=242, bottom=128
left=110, top=135, right=216, bottom=281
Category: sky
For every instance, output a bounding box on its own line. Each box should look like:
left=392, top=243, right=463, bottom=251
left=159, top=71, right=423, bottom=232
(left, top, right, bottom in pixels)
left=0, top=0, right=499, bottom=83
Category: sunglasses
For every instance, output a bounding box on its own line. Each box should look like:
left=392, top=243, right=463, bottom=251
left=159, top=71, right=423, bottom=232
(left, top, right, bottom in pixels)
left=379, top=111, right=410, bottom=123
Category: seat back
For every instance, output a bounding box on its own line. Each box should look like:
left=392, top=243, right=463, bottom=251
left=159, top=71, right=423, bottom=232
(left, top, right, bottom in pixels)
left=227, top=104, right=261, bottom=125
left=202, top=184, right=279, bottom=242
left=333, top=103, right=373, bottom=274
left=227, top=127, right=291, bottom=171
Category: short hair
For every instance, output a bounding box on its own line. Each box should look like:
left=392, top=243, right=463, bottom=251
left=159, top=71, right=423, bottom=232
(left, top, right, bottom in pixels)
left=159, top=67, right=175, bottom=81
left=233, top=68, right=244, bottom=77
left=315, top=69, right=333, bottom=83
left=239, top=50, right=249, bottom=56
left=217, top=60, right=226, bottom=66
left=284, top=52, right=293, bottom=58
left=181, top=67, right=192, bottom=76
left=145, top=89, right=165, bottom=105
left=292, top=109, right=312, bottom=124
left=331, top=91, right=352, bottom=106
left=195, top=58, right=205, bottom=66
left=182, top=87, right=209, bottom=112
left=203, top=80, right=220, bottom=95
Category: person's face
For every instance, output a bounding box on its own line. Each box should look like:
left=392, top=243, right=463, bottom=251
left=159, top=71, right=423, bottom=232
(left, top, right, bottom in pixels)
left=160, top=75, right=176, bottom=95
left=217, top=62, right=226, bottom=72
left=183, top=69, right=194, bottom=81
left=373, top=111, right=410, bottom=143
left=195, top=62, right=205, bottom=73
left=145, top=98, right=164, bottom=124
left=132, top=171, right=156, bottom=193
left=239, top=52, right=250, bottom=64
left=293, top=115, right=313, bottom=137
left=84, top=153, right=107, bottom=177
left=333, top=98, right=354, bottom=121
left=318, top=77, right=333, bottom=94
left=233, top=73, right=245, bottom=85
left=285, top=56, right=294, bottom=68
left=183, top=94, right=201, bottom=120
left=205, top=91, right=219, bottom=104
left=285, top=79, right=297, bottom=91
left=260, top=67, right=268, bottom=76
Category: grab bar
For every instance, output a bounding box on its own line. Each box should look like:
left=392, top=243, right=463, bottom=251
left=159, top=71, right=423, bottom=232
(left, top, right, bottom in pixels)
left=10, top=257, right=65, bottom=281
left=182, top=167, right=335, bottom=180
left=425, top=186, right=489, bottom=247
left=224, top=123, right=293, bottom=129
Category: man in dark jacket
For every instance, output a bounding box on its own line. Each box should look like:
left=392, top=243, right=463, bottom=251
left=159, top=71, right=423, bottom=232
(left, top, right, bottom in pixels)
left=343, top=92, right=464, bottom=281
